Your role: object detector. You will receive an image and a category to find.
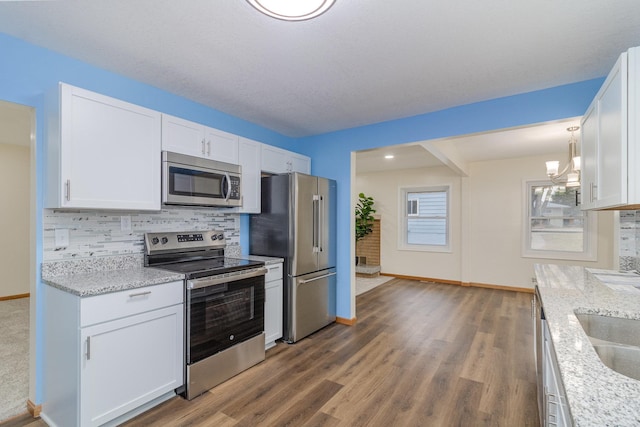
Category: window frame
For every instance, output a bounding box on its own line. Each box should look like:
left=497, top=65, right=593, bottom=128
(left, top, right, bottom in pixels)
left=398, top=185, right=451, bottom=253
left=522, top=180, right=597, bottom=261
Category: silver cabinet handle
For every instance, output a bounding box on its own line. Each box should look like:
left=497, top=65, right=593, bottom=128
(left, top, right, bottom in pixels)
left=201, top=139, right=206, bottom=155
left=299, top=271, right=336, bottom=284
left=129, top=291, right=151, bottom=298
left=65, top=179, right=71, bottom=201
left=86, top=336, right=91, bottom=360
left=207, top=141, right=211, bottom=157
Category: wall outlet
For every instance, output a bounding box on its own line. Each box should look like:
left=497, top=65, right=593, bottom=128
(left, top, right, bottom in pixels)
left=54, top=228, right=69, bottom=248
left=120, top=215, right=132, bottom=232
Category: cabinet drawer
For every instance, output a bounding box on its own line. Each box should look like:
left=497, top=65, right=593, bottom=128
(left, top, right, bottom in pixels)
left=265, top=264, right=283, bottom=282
left=81, top=280, right=183, bottom=326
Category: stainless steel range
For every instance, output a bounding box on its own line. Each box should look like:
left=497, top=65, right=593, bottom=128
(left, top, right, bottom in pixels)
left=144, top=230, right=267, bottom=400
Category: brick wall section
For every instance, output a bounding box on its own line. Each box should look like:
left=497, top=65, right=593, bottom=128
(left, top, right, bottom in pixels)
left=356, top=218, right=380, bottom=266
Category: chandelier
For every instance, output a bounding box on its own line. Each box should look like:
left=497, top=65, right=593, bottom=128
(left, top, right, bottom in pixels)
left=546, top=126, right=581, bottom=187
left=246, top=0, right=336, bottom=21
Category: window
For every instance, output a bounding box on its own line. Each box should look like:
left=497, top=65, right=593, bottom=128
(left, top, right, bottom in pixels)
left=523, top=181, right=596, bottom=261
left=399, top=186, right=450, bottom=252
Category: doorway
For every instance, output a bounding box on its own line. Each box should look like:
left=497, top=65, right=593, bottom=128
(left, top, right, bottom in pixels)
left=0, top=99, right=34, bottom=421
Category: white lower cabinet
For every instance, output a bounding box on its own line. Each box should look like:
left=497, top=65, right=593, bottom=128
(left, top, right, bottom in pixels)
left=42, top=281, right=184, bottom=427
left=264, top=263, right=283, bottom=349
left=543, top=323, right=572, bottom=427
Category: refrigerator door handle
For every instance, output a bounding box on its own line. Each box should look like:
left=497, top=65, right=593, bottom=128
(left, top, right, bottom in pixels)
left=299, top=271, right=337, bottom=284
left=318, top=195, right=324, bottom=252
left=312, top=194, right=320, bottom=253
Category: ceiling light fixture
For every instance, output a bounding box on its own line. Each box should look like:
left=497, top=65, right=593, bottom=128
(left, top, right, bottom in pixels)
left=246, top=0, right=336, bottom=21
left=546, top=126, right=581, bottom=187
left=384, top=155, right=394, bottom=159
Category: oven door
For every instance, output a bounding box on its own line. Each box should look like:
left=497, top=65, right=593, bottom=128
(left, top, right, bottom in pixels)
left=186, top=268, right=266, bottom=365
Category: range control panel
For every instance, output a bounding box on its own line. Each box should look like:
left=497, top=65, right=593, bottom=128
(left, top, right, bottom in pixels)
left=144, top=230, right=226, bottom=254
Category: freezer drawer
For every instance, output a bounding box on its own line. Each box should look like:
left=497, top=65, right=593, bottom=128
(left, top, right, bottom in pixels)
left=285, top=268, right=336, bottom=343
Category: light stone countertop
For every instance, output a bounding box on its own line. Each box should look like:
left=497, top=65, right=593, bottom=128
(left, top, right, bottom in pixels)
left=534, top=264, right=640, bottom=427
left=244, top=255, right=284, bottom=265
left=42, top=254, right=184, bottom=297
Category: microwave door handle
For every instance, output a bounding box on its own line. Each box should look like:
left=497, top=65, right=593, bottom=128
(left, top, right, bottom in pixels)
left=223, top=172, right=231, bottom=201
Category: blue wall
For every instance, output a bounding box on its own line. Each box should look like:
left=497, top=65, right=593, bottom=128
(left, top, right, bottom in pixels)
left=0, top=32, right=295, bottom=404
left=0, top=31, right=604, bottom=403
left=298, top=79, right=603, bottom=318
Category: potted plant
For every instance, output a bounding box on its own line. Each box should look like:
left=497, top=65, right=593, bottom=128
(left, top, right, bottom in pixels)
left=355, top=193, right=376, bottom=265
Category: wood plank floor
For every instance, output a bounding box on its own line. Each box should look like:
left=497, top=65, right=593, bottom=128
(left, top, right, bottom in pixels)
left=3, top=278, right=539, bottom=427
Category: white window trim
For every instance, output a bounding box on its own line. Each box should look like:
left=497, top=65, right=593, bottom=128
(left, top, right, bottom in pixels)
left=522, top=180, right=597, bottom=261
left=398, top=185, right=451, bottom=253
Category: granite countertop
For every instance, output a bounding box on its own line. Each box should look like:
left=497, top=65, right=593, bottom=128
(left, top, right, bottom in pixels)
left=244, top=255, right=284, bottom=265
left=42, top=255, right=184, bottom=297
left=534, top=264, right=640, bottom=426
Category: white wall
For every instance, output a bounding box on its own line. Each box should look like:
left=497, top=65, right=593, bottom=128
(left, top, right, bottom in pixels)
left=356, top=153, right=615, bottom=290
left=0, top=143, right=30, bottom=297
left=356, top=165, right=463, bottom=281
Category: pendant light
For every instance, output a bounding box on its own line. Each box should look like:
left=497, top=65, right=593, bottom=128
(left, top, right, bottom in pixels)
left=546, top=126, right=581, bottom=187
left=246, top=0, right=336, bottom=21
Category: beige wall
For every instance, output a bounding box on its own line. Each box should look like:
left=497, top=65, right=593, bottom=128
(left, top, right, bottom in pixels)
left=356, top=165, right=463, bottom=281
left=466, top=154, right=614, bottom=288
left=0, top=143, right=30, bottom=297
left=356, top=153, right=615, bottom=290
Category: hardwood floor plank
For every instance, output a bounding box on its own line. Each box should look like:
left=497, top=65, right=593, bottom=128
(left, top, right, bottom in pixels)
left=7, top=279, right=538, bottom=427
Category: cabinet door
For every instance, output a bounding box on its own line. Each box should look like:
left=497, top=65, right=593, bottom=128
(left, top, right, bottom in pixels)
left=59, top=84, right=161, bottom=210
left=265, top=279, right=283, bottom=349
left=597, top=52, right=628, bottom=208
left=80, top=305, right=183, bottom=427
left=264, top=263, right=283, bottom=349
left=161, top=114, right=206, bottom=157
left=580, top=105, right=598, bottom=209
left=238, top=137, right=261, bottom=213
left=205, top=127, right=239, bottom=164
left=290, top=152, right=311, bottom=174
left=261, top=144, right=289, bottom=173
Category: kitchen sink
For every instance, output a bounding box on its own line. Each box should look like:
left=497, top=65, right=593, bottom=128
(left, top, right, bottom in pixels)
left=575, top=312, right=640, bottom=380
left=575, top=313, right=640, bottom=347
left=592, top=344, right=640, bottom=381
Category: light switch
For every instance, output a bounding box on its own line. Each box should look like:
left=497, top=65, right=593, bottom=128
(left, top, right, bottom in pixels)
left=54, top=229, right=69, bottom=248
left=121, top=215, right=132, bottom=232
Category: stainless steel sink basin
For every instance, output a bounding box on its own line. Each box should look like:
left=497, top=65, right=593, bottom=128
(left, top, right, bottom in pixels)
left=593, top=344, right=640, bottom=381
left=575, top=313, right=640, bottom=381
left=575, top=313, right=640, bottom=347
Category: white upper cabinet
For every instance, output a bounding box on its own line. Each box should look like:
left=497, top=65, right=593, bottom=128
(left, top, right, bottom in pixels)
left=581, top=46, right=640, bottom=209
left=45, top=83, right=161, bottom=210
left=238, top=137, right=262, bottom=213
left=261, top=144, right=311, bottom=174
left=161, top=114, right=239, bottom=165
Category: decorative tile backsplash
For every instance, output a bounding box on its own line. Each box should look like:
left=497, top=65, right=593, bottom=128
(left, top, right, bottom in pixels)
left=43, top=207, right=240, bottom=262
left=619, top=211, right=640, bottom=272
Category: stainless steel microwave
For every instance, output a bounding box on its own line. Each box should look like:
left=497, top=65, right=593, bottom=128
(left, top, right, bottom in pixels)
left=162, top=151, right=242, bottom=208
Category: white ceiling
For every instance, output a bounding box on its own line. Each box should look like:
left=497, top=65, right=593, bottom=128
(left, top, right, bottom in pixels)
left=0, top=1, right=639, bottom=138
left=355, top=117, right=581, bottom=173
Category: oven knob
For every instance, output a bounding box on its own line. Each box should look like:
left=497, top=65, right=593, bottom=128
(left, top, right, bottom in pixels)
left=151, top=237, right=159, bottom=245
left=161, top=237, right=168, bottom=244
left=217, top=234, right=224, bottom=241
left=211, top=234, right=217, bottom=241
left=229, top=335, right=234, bottom=341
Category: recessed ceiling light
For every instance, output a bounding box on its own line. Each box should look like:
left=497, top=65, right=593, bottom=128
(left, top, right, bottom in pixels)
left=385, top=155, right=394, bottom=159
left=246, top=0, right=336, bottom=21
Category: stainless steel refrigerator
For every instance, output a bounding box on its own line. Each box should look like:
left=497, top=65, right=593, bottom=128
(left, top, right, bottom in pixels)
left=250, top=172, right=337, bottom=343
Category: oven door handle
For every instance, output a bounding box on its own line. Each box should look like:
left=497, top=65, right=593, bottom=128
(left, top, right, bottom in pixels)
left=187, top=267, right=268, bottom=290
